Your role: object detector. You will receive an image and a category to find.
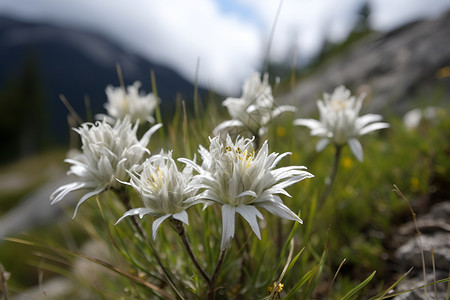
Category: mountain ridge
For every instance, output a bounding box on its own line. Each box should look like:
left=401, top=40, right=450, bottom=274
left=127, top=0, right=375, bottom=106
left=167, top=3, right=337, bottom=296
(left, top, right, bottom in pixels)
left=0, top=16, right=210, bottom=155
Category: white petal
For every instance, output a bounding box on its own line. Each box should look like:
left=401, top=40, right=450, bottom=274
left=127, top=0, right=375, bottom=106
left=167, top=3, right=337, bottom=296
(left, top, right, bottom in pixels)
left=356, top=114, right=383, bottom=128
left=272, top=105, right=296, bottom=118
left=152, top=214, right=171, bottom=240
left=72, top=187, right=105, bottom=218
left=236, top=205, right=263, bottom=240
left=236, top=190, right=257, bottom=198
left=348, top=138, right=363, bottom=162
left=316, top=138, right=329, bottom=152
left=269, top=152, right=291, bottom=169
left=293, top=118, right=322, bottom=129
left=213, top=120, right=244, bottom=135
left=50, top=181, right=86, bottom=204
left=221, top=205, right=236, bottom=250
left=114, top=207, right=153, bottom=225
left=140, top=123, right=163, bottom=146
left=172, top=210, right=189, bottom=225
left=359, top=122, right=390, bottom=136
left=257, top=201, right=302, bottom=223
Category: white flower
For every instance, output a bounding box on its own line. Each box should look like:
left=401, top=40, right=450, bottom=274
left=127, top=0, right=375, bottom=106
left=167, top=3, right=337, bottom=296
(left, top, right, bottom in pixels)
left=293, top=85, right=390, bottom=161
left=403, top=107, right=440, bottom=129
left=182, top=135, right=313, bottom=250
left=98, top=81, right=158, bottom=124
left=214, top=72, right=295, bottom=137
left=50, top=118, right=162, bottom=217
left=115, top=151, right=200, bottom=240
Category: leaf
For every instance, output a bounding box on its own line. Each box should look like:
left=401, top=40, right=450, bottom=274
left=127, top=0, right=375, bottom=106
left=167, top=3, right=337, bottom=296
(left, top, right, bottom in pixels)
left=341, top=271, right=376, bottom=300
left=369, top=267, right=413, bottom=300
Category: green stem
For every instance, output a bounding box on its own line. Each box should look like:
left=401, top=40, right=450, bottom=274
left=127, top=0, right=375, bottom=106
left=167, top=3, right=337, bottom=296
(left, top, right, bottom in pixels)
left=171, top=219, right=211, bottom=286
left=253, top=134, right=260, bottom=151
left=113, top=188, right=183, bottom=299
left=319, top=145, right=342, bottom=206
left=208, top=248, right=227, bottom=300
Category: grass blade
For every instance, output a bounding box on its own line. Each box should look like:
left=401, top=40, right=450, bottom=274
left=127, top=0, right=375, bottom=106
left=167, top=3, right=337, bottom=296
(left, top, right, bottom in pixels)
left=341, top=271, right=376, bottom=300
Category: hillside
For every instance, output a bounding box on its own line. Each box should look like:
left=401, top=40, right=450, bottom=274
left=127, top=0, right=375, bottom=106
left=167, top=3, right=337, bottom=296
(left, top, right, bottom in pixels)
left=278, top=10, right=450, bottom=115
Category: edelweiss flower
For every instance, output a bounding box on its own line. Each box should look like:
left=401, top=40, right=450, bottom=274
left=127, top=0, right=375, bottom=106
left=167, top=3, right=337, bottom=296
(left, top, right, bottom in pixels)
left=50, top=118, right=162, bottom=217
left=293, top=85, right=390, bottom=161
left=115, top=151, right=200, bottom=240
left=183, top=135, right=313, bottom=250
left=214, top=72, right=295, bottom=137
left=98, top=81, right=158, bottom=124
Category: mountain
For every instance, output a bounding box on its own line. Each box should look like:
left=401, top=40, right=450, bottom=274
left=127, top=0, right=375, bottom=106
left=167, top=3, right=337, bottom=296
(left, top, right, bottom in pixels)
left=0, top=16, right=209, bottom=160
left=278, top=10, right=450, bottom=115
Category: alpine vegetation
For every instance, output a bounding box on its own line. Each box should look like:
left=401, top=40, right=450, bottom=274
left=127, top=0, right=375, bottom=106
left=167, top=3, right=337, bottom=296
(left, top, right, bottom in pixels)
left=42, top=72, right=426, bottom=300
left=214, top=72, right=296, bottom=146
left=50, top=117, right=162, bottom=217
left=293, top=85, right=390, bottom=161
left=98, top=81, right=158, bottom=124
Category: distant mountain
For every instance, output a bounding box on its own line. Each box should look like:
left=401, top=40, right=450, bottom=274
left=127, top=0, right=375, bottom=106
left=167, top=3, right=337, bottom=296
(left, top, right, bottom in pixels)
left=0, top=16, right=209, bottom=151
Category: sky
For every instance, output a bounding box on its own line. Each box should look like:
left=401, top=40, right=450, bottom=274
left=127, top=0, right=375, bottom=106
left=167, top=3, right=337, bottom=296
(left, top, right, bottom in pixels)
left=1, top=0, right=449, bottom=95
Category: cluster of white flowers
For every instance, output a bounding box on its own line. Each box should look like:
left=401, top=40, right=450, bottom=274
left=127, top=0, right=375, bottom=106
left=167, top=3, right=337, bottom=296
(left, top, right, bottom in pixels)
left=98, top=81, right=158, bottom=125
left=293, top=85, right=390, bottom=161
left=50, top=117, right=162, bottom=217
left=52, top=76, right=389, bottom=253
left=51, top=119, right=312, bottom=248
left=214, top=72, right=296, bottom=138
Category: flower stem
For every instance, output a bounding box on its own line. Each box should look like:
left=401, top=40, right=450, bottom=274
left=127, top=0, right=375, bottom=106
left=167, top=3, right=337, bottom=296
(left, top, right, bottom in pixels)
left=171, top=219, right=211, bottom=286
left=253, top=134, right=260, bottom=151
left=113, top=187, right=183, bottom=299
left=319, top=144, right=342, bottom=205
left=208, top=248, right=227, bottom=300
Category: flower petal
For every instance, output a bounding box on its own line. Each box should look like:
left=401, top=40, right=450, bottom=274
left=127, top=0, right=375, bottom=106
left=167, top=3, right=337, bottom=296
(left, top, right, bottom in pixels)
left=221, top=205, right=236, bottom=250
left=213, top=120, right=244, bottom=135
left=172, top=210, right=189, bottom=226
left=152, top=214, right=171, bottom=240
left=50, top=181, right=86, bottom=204
left=236, top=205, right=263, bottom=240
left=293, top=118, right=322, bottom=129
left=140, top=123, right=163, bottom=147
left=316, top=138, right=329, bottom=152
left=114, top=207, right=153, bottom=225
left=72, top=187, right=105, bottom=218
left=356, top=114, right=383, bottom=128
left=236, top=190, right=257, bottom=199
left=359, top=122, right=390, bottom=136
left=348, top=138, right=363, bottom=162
left=257, top=201, right=302, bottom=224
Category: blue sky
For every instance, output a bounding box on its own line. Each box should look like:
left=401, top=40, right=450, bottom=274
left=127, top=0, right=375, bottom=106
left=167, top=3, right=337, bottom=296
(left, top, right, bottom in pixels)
left=1, top=0, right=449, bottom=94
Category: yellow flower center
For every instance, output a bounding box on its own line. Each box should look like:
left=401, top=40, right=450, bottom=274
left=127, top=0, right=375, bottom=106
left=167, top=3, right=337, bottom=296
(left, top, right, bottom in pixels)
left=146, top=166, right=163, bottom=191
left=331, top=99, right=347, bottom=111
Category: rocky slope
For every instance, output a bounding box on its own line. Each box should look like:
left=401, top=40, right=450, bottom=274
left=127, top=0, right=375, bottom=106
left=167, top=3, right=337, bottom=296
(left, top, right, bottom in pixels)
left=279, top=10, right=450, bottom=115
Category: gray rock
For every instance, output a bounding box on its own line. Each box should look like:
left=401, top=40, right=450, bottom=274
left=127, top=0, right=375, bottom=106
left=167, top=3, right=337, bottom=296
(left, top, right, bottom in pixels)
left=393, top=270, right=449, bottom=300
left=11, top=277, right=73, bottom=300
left=278, top=10, right=450, bottom=116
left=429, top=201, right=450, bottom=220
left=395, top=232, right=450, bottom=271
left=393, top=200, right=450, bottom=299
left=0, top=176, right=79, bottom=242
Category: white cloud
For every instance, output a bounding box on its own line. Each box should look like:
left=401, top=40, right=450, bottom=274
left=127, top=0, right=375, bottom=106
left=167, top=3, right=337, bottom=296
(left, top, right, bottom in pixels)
left=368, top=0, right=450, bottom=30
left=0, top=0, right=449, bottom=95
